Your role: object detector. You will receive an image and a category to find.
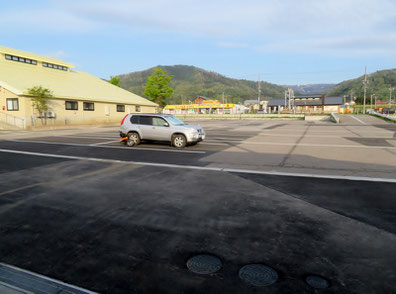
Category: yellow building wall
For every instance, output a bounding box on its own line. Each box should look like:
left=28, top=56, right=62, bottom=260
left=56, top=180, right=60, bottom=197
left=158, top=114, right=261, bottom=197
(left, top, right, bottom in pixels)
left=1, top=91, right=156, bottom=128
left=0, top=87, right=25, bottom=115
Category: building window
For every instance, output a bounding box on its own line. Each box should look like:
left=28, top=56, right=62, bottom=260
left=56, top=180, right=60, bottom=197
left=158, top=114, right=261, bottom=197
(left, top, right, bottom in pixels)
left=65, top=101, right=78, bottom=110
left=5, top=54, right=37, bottom=65
left=117, top=104, right=125, bottom=112
left=135, top=105, right=141, bottom=112
left=43, top=62, right=68, bottom=71
left=83, top=102, right=94, bottom=111
left=6, top=98, right=19, bottom=111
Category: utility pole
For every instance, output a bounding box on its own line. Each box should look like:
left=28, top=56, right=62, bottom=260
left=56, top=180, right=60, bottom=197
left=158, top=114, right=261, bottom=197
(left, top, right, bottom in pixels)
left=390, top=87, right=394, bottom=108
left=370, top=94, right=375, bottom=109
left=222, top=92, right=225, bottom=104
left=363, top=66, right=368, bottom=114
left=257, top=73, right=261, bottom=109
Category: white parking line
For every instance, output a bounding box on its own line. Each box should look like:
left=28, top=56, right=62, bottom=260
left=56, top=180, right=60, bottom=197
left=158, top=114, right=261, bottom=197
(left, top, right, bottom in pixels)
left=349, top=115, right=367, bottom=125
left=0, top=148, right=395, bottom=183
left=204, top=139, right=396, bottom=150
left=89, top=140, right=121, bottom=146
left=5, top=139, right=206, bottom=154
left=60, top=135, right=118, bottom=140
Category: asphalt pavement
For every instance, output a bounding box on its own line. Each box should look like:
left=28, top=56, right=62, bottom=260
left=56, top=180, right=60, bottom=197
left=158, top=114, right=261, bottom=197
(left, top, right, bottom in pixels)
left=0, top=115, right=395, bottom=293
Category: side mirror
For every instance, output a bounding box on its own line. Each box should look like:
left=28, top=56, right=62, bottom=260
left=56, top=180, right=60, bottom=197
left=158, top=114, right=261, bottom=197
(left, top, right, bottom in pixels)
left=164, top=122, right=169, bottom=127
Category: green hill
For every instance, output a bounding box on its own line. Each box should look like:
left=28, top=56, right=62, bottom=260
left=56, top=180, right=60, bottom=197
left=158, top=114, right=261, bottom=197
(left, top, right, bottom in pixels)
left=117, top=65, right=285, bottom=105
left=326, top=69, right=396, bottom=103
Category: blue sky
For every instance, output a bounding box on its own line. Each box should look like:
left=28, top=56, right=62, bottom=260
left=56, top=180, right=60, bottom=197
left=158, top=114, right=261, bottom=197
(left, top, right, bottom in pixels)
left=1, top=0, right=396, bottom=85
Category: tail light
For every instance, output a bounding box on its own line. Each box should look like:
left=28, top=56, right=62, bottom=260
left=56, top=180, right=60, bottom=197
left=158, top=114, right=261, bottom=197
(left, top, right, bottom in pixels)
left=121, top=114, right=128, bottom=125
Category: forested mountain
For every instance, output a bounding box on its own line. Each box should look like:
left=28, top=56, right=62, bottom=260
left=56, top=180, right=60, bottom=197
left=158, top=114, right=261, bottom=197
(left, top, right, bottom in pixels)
left=116, top=65, right=396, bottom=105
left=117, top=65, right=285, bottom=104
left=326, top=69, right=396, bottom=103
left=284, top=84, right=336, bottom=95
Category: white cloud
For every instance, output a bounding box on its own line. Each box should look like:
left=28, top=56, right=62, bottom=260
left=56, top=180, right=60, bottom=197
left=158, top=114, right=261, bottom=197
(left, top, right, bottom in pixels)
left=0, top=8, right=99, bottom=33
left=47, top=50, right=68, bottom=59
left=1, top=0, right=395, bottom=56
left=217, top=42, right=248, bottom=48
left=54, top=0, right=396, bottom=35
left=255, top=34, right=396, bottom=56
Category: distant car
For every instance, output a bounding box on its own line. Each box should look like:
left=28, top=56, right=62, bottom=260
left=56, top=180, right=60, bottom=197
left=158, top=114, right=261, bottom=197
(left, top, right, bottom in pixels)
left=382, top=108, right=395, bottom=114
left=120, top=114, right=205, bottom=148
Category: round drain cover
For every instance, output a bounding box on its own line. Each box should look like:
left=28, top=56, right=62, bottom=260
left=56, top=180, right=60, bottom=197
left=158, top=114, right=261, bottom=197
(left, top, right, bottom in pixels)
left=186, top=254, right=222, bottom=274
left=239, top=264, right=278, bottom=286
left=306, top=275, right=330, bottom=289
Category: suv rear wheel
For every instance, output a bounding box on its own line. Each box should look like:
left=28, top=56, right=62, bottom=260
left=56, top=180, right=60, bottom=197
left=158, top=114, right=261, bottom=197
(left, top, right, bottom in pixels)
left=172, top=134, right=186, bottom=148
left=127, top=132, right=141, bottom=147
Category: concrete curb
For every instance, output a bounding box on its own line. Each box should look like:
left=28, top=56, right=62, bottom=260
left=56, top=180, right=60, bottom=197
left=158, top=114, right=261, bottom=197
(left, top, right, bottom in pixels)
left=371, top=112, right=396, bottom=122
left=330, top=112, right=340, bottom=123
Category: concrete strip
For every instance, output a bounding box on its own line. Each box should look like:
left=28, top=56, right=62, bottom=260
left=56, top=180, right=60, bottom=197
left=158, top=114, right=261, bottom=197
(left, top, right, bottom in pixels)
left=0, top=263, right=98, bottom=294
left=1, top=148, right=396, bottom=183
left=0, top=282, right=33, bottom=294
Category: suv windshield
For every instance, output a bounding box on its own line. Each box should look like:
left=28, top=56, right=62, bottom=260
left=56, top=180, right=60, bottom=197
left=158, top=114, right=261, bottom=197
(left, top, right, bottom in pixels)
left=166, top=116, right=185, bottom=126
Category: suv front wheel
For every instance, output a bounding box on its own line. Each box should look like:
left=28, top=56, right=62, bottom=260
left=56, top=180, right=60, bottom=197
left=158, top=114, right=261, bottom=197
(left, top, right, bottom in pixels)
left=172, top=134, right=186, bottom=148
left=127, top=132, right=141, bottom=147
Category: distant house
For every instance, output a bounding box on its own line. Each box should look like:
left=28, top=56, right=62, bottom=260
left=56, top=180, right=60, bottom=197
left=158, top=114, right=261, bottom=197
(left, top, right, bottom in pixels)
left=267, top=95, right=343, bottom=113
left=0, top=46, right=157, bottom=129
left=193, top=96, right=221, bottom=104
left=243, top=100, right=268, bottom=111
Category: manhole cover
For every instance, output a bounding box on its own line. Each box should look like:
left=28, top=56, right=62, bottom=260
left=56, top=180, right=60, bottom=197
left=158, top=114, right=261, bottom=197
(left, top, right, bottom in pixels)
left=239, top=264, right=278, bottom=286
left=186, top=254, right=222, bottom=274
left=306, top=275, right=330, bottom=289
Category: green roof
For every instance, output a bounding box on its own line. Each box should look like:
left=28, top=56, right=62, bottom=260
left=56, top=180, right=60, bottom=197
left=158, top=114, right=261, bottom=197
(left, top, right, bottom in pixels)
left=0, top=46, right=157, bottom=107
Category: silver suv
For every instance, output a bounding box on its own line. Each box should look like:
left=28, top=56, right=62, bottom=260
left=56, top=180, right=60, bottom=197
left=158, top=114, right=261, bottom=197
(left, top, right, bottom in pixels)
left=120, top=114, right=205, bottom=148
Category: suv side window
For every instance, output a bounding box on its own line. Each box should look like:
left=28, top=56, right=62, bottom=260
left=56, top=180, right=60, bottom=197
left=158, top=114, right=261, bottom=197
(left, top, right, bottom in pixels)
left=152, top=117, right=167, bottom=126
left=130, top=115, right=139, bottom=124
left=139, top=116, right=153, bottom=125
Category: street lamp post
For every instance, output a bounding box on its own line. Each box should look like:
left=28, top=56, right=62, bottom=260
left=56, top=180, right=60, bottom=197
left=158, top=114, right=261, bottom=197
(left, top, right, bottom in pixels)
left=370, top=94, right=375, bottom=110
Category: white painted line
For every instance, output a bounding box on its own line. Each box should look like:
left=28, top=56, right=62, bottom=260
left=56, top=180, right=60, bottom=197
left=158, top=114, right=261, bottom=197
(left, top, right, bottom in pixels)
left=0, top=148, right=395, bottom=183
left=0, top=263, right=98, bottom=294
left=89, top=140, right=120, bottom=146
left=205, top=139, right=396, bottom=150
left=222, top=168, right=396, bottom=183
left=349, top=115, right=367, bottom=125
left=202, top=142, right=230, bottom=146
left=5, top=139, right=206, bottom=154
left=5, top=138, right=396, bottom=150
left=59, top=135, right=118, bottom=140
left=0, top=148, right=220, bottom=171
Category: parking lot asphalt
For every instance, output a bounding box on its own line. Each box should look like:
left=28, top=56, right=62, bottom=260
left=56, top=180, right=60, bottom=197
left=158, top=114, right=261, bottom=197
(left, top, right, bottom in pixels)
left=0, top=115, right=395, bottom=293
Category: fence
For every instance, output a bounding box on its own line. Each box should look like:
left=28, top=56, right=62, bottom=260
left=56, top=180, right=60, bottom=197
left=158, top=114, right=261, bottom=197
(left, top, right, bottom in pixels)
left=175, top=113, right=305, bottom=120
left=0, top=111, right=26, bottom=129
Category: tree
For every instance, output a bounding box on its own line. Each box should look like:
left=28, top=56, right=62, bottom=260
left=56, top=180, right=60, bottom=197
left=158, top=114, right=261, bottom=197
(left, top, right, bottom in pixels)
left=109, top=76, right=121, bottom=87
left=143, top=68, right=174, bottom=108
left=27, top=86, right=53, bottom=125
